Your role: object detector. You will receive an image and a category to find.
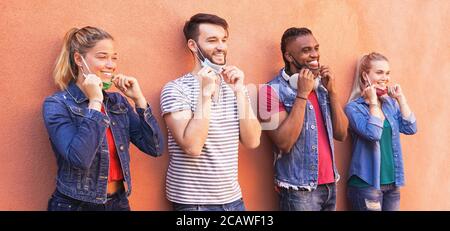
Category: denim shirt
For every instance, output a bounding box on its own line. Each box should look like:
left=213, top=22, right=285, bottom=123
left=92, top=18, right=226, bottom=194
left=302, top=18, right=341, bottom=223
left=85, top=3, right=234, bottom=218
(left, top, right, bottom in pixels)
left=345, top=96, right=417, bottom=189
left=267, top=68, right=340, bottom=191
left=42, top=82, right=164, bottom=204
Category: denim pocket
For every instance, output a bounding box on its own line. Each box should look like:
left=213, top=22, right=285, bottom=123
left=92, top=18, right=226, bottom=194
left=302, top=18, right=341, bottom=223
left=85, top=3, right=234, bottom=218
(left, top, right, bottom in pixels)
left=48, top=191, right=81, bottom=211
left=116, top=194, right=131, bottom=211
left=109, top=104, right=130, bottom=136
left=227, top=198, right=246, bottom=211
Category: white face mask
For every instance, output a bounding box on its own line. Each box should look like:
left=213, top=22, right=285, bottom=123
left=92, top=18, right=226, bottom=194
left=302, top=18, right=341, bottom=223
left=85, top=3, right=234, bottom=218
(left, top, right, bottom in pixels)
left=194, top=42, right=225, bottom=74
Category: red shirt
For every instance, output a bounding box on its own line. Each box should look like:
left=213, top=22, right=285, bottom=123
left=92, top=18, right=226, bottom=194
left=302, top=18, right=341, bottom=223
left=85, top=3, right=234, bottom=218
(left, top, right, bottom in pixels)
left=101, top=107, right=124, bottom=182
left=261, top=86, right=334, bottom=185
left=307, top=91, right=335, bottom=185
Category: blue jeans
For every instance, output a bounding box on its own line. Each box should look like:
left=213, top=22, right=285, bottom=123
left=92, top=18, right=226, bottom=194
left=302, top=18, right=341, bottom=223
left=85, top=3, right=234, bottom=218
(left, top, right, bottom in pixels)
left=48, top=189, right=130, bottom=211
left=278, top=183, right=336, bottom=211
left=347, top=184, right=400, bottom=211
left=172, top=198, right=246, bottom=211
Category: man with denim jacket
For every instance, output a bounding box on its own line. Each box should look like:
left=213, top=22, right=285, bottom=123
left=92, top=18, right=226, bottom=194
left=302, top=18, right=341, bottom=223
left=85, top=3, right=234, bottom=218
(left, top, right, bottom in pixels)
left=260, top=27, right=348, bottom=211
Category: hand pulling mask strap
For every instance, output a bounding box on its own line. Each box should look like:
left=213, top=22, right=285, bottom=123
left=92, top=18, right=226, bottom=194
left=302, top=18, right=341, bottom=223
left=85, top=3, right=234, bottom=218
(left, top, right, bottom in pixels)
left=282, top=69, right=320, bottom=91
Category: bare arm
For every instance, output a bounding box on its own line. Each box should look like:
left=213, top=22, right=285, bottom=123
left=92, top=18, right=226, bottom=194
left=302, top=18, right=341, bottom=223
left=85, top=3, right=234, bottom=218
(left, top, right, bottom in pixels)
left=264, top=68, right=315, bottom=153
left=163, top=67, right=217, bottom=156
left=222, top=66, right=262, bottom=149
left=236, top=89, right=261, bottom=149
left=163, top=95, right=212, bottom=156
left=329, top=93, right=348, bottom=141
left=265, top=98, right=307, bottom=153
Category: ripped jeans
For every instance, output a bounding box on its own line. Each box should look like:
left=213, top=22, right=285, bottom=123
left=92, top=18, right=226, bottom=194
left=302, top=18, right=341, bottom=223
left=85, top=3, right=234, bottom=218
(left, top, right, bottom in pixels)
left=347, top=184, right=400, bottom=211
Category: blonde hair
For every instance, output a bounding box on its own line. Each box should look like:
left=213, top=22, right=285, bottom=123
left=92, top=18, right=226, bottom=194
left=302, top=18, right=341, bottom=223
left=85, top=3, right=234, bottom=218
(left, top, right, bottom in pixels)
left=347, top=52, right=389, bottom=103
left=53, top=26, right=113, bottom=90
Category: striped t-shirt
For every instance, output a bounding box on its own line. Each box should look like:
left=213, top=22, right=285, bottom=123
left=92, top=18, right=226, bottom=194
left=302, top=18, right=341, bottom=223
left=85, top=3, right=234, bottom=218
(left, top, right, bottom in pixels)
left=160, top=73, right=242, bottom=204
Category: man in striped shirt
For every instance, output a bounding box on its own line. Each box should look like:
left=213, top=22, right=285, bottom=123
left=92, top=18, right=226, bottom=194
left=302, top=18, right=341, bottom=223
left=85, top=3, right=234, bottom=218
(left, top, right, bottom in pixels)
left=160, top=13, right=261, bottom=211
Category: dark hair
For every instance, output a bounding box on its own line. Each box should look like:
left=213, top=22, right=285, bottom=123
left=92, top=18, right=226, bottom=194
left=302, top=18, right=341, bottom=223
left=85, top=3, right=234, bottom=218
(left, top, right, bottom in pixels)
left=183, top=13, right=228, bottom=42
left=280, top=27, right=313, bottom=68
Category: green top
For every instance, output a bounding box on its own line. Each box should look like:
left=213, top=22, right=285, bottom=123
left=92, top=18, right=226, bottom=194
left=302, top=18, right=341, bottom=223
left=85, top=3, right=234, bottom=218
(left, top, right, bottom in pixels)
left=348, top=120, right=395, bottom=187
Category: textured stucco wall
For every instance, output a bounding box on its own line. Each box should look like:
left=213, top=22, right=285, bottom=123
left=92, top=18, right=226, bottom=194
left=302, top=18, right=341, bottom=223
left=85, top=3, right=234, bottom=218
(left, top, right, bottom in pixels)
left=0, top=0, right=448, bottom=210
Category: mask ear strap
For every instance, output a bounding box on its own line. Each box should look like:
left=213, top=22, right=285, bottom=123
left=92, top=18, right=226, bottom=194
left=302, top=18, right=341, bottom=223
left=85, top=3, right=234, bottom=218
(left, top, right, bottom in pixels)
left=363, top=73, right=372, bottom=86
left=193, top=41, right=206, bottom=62
left=80, top=55, right=92, bottom=76
left=290, top=55, right=305, bottom=70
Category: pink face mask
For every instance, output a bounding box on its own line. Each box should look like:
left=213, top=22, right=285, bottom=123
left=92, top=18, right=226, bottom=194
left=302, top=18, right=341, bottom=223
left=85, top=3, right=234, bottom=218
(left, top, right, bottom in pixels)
left=376, top=88, right=388, bottom=97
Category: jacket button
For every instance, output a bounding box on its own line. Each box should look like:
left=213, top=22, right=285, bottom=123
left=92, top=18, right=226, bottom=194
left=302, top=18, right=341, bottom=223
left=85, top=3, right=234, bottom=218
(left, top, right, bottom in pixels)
left=119, top=145, right=124, bottom=151
left=312, top=145, right=317, bottom=150
left=311, top=125, right=316, bottom=130
left=112, top=121, right=116, bottom=126
left=309, top=105, right=313, bottom=110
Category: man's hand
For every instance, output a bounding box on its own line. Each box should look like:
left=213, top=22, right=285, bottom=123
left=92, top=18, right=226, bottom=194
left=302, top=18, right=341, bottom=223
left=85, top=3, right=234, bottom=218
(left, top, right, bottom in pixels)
left=222, top=66, right=245, bottom=93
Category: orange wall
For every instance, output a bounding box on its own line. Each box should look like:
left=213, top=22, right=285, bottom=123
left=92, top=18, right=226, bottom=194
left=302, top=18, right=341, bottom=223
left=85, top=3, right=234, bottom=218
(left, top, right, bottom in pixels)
left=0, top=0, right=449, bottom=211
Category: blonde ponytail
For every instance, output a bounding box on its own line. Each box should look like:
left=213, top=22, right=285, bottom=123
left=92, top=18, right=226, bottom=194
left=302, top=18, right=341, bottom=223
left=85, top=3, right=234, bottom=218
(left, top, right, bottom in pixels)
left=53, top=28, right=78, bottom=90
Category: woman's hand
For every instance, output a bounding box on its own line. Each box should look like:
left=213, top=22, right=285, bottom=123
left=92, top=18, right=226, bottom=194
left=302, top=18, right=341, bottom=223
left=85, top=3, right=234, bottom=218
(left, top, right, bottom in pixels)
left=362, top=85, right=378, bottom=105
left=388, top=84, right=405, bottom=100
left=80, top=74, right=103, bottom=111
left=113, top=74, right=147, bottom=108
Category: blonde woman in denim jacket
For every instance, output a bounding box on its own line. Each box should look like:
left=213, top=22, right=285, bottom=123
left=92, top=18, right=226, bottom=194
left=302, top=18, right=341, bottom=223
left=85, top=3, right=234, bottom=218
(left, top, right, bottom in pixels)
left=345, top=52, right=417, bottom=211
left=43, top=26, right=164, bottom=211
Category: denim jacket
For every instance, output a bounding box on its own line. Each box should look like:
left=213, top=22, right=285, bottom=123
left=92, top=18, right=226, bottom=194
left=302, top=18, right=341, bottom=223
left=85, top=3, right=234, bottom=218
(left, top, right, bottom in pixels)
left=345, top=96, right=417, bottom=189
left=43, top=82, right=164, bottom=204
left=267, top=68, right=340, bottom=191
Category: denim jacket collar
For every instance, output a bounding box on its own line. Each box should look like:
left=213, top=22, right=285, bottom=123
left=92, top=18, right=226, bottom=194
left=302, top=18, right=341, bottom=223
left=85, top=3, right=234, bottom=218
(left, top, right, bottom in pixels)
left=66, top=81, right=88, bottom=104
left=354, top=95, right=390, bottom=106
left=66, top=81, right=111, bottom=105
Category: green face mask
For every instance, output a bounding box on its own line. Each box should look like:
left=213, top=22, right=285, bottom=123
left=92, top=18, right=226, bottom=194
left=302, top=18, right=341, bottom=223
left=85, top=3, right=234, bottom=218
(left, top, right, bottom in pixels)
left=102, top=80, right=113, bottom=90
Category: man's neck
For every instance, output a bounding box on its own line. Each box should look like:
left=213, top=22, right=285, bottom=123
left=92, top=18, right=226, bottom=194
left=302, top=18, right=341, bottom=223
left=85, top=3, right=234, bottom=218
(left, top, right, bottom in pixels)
left=191, top=60, right=202, bottom=77
left=285, top=66, right=294, bottom=76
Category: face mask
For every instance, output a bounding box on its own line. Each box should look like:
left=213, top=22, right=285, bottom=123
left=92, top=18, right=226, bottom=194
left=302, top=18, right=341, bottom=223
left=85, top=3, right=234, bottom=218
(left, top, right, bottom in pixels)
left=283, top=56, right=320, bottom=90
left=376, top=88, right=388, bottom=97
left=194, top=42, right=225, bottom=74
left=365, top=76, right=387, bottom=97
left=80, top=56, right=113, bottom=90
